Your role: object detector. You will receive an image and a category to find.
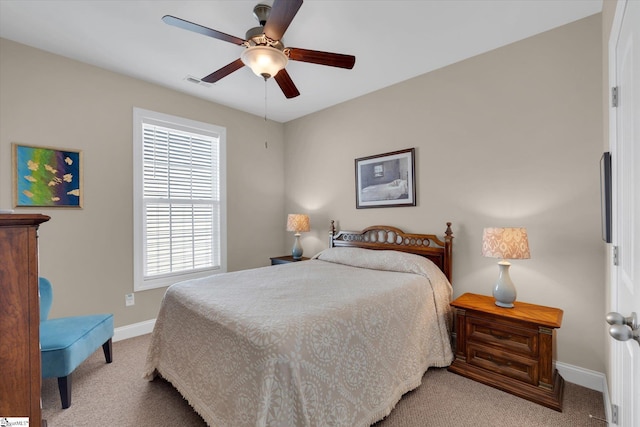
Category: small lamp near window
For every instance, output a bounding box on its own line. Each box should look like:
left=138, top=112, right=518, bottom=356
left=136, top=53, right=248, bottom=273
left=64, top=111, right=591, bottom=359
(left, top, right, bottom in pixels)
left=286, top=214, right=310, bottom=260
left=482, top=227, right=530, bottom=308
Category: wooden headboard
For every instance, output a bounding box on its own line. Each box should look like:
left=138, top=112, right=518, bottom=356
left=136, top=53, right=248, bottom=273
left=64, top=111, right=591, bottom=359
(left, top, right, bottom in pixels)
left=329, top=221, right=453, bottom=283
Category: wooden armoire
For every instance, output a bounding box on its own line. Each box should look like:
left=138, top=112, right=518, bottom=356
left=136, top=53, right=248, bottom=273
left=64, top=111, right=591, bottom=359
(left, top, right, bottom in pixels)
left=0, top=214, right=50, bottom=426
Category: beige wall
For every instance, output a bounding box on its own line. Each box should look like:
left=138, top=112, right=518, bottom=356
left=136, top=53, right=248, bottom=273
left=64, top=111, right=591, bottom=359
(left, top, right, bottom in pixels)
left=0, top=38, right=286, bottom=327
left=284, top=15, right=604, bottom=372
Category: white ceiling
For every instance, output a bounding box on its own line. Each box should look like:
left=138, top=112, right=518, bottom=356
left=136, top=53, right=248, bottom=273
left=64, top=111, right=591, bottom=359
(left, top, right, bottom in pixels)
left=0, top=0, right=602, bottom=123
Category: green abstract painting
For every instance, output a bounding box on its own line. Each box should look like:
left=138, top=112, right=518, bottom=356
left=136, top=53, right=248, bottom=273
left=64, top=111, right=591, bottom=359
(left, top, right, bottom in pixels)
left=13, top=144, right=83, bottom=207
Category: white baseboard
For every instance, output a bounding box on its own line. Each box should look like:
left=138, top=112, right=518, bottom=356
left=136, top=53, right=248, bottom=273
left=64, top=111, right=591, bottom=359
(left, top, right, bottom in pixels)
left=555, top=361, right=606, bottom=392
left=113, top=318, right=156, bottom=342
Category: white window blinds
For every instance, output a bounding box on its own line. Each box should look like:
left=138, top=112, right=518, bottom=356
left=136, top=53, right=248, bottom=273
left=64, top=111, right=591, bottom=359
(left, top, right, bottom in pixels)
left=142, top=124, right=220, bottom=276
left=133, top=108, right=226, bottom=291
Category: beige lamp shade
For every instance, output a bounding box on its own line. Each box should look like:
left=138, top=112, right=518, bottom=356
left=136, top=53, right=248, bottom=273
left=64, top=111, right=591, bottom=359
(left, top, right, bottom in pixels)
left=286, top=214, right=310, bottom=233
left=482, top=227, right=530, bottom=260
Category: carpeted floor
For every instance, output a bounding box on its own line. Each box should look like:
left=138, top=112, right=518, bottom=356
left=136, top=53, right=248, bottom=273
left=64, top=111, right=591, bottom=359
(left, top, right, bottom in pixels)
left=41, top=334, right=607, bottom=426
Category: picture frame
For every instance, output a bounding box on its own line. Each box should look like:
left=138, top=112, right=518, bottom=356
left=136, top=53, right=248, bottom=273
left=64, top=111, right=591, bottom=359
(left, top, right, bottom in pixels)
left=355, top=148, right=416, bottom=209
left=12, top=143, right=83, bottom=208
left=600, top=151, right=611, bottom=243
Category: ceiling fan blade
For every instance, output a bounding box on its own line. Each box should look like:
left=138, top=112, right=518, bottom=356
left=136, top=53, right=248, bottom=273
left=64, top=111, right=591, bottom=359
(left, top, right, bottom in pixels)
left=162, top=15, right=245, bottom=46
left=263, top=0, right=303, bottom=41
left=287, top=48, right=355, bottom=69
left=201, top=58, right=245, bottom=83
left=274, top=69, right=300, bottom=99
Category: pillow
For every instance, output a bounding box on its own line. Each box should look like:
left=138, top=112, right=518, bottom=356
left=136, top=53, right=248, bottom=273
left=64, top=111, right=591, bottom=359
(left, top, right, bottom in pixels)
left=313, top=246, right=447, bottom=282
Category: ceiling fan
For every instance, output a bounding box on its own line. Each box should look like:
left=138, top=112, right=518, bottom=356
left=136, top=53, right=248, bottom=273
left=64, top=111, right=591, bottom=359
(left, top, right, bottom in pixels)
left=163, top=0, right=356, bottom=99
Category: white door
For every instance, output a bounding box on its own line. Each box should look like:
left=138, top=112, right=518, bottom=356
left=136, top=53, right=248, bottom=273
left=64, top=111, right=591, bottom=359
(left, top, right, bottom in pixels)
left=608, top=0, right=640, bottom=426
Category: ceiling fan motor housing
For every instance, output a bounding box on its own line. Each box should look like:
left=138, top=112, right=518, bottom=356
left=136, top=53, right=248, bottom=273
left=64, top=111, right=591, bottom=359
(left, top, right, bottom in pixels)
left=245, top=27, right=285, bottom=51
left=253, top=3, right=271, bottom=26
left=245, top=3, right=285, bottom=52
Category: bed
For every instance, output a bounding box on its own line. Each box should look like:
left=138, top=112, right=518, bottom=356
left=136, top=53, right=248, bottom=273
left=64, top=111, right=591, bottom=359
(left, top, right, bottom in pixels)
left=144, top=222, right=454, bottom=426
left=360, top=179, right=408, bottom=202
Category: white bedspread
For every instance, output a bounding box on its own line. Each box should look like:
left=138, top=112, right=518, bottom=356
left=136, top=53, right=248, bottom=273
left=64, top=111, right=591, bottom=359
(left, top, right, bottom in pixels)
left=144, top=248, right=453, bottom=427
left=360, top=179, right=408, bottom=201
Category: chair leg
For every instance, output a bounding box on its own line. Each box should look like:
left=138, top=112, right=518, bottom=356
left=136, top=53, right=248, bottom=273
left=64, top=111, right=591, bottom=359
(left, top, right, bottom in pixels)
left=102, top=338, right=113, bottom=363
left=57, top=374, right=72, bottom=409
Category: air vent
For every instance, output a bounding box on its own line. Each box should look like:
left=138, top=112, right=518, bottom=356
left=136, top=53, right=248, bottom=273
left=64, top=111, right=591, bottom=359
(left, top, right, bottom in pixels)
left=183, top=75, right=212, bottom=88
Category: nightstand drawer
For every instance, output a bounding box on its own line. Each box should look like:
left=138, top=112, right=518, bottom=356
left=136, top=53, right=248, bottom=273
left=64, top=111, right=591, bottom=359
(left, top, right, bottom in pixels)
left=466, top=316, right=538, bottom=357
left=467, top=343, right=539, bottom=385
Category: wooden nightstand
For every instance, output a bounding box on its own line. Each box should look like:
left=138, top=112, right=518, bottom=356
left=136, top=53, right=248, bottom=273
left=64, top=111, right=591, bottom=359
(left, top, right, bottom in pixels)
left=270, top=255, right=310, bottom=265
left=448, top=293, right=564, bottom=411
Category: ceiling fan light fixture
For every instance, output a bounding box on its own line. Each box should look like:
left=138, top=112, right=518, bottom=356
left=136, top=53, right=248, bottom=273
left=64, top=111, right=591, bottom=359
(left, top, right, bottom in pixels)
left=241, top=45, right=288, bottom=79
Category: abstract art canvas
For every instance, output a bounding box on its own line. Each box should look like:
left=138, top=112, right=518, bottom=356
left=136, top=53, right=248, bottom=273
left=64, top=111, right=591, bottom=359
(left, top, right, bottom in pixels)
left=13, top=143, right=83, bottom=208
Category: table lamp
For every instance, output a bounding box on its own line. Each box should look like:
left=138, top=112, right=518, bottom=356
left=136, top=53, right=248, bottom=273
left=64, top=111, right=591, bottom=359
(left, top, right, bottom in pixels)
left=482, top=227, right=530, bottom=308
left=286, top=214, right=310, bottom=260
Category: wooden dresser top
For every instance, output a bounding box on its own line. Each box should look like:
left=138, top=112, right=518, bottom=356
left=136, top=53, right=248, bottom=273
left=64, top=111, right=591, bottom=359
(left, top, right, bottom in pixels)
left=451, top=293, right=563, bottom=329
left=0, top=213, right=50, bottom=227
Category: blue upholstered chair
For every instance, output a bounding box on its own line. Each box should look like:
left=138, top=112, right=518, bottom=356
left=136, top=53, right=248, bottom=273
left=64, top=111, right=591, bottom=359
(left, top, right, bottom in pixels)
left=39, top=277, right=114, bottom=409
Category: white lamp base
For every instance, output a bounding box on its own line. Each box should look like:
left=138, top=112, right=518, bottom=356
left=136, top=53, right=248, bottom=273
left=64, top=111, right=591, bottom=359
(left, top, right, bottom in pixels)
left=493, top=261, right=516, bottom=308
left=292, top=233, right=303, bottom=260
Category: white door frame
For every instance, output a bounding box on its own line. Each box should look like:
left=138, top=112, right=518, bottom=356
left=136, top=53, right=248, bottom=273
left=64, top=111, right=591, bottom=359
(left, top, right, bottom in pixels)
left=607, top=0, right=638, bottom=425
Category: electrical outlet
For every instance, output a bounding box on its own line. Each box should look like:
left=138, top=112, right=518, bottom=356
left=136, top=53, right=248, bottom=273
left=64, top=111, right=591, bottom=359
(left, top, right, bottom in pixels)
left=125, top=293, right=135, bottom=307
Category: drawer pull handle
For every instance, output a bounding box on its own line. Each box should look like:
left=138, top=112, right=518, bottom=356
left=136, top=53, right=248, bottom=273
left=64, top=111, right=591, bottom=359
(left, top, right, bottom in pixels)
left=490, top=331, right=512, bottom=340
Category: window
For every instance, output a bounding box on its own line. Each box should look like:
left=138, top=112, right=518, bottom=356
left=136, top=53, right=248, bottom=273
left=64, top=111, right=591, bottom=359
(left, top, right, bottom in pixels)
left=133, top=108, right=226, bottom=291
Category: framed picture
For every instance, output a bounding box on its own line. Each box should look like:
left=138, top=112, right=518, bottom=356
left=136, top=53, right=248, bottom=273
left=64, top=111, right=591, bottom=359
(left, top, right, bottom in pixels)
left=355, top=148, right=416, bottom=209
left=600, top=152, right=612, bottom=243
left=13, top=143, right=83, bottom=208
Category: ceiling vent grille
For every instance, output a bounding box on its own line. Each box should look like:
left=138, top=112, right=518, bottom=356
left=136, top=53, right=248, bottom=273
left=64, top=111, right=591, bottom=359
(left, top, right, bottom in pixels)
left=184, top=75, right=212, bottom=87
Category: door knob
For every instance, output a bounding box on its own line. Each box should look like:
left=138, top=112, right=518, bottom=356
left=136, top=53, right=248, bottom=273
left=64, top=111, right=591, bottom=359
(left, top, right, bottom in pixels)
left=606, top=312, right=638, bottom=328
left=606, top=312, right=640, bottom=344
